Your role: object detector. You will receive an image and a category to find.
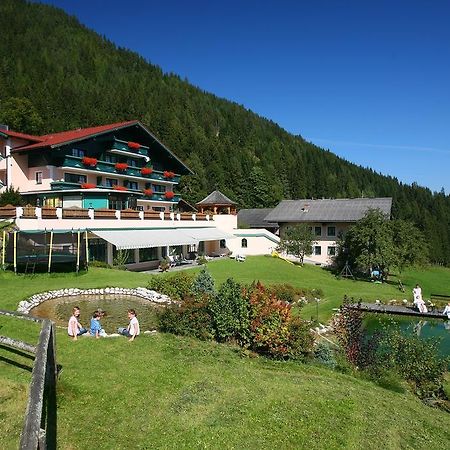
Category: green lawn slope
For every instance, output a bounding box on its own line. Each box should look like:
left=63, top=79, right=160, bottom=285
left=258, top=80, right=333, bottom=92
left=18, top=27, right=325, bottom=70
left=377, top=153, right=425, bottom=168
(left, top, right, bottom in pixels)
left=1, top=259, right=450, bottom=449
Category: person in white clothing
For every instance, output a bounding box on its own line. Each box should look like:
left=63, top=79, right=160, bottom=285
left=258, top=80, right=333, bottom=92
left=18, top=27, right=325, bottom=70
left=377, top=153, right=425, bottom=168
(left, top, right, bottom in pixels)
left=118, top=309, right=140, bottom=341
left=443, top=302, right=450, bottom=319
left=412, top=284, right=427, bottom=313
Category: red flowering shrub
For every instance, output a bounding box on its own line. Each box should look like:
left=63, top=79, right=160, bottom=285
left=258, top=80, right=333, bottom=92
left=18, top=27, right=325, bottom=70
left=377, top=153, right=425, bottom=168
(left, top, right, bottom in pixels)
left=81, top=183, right=96, bottom=189
left=141, top=167, right=153, bottom=175
left=163, top=170, right=175, bottom=179
left=82, top=157, right=98, bottom=167
left=127, top=141, right=141, bottom=150
left=143, top=189, right=153, bottom=197
left=115, top=162, right=128, bottom=171
left=246, top=282, right=314, bottom=359
left=164, top=191, right=175, bottom=200
left=113, top=185, right=128, bottom=191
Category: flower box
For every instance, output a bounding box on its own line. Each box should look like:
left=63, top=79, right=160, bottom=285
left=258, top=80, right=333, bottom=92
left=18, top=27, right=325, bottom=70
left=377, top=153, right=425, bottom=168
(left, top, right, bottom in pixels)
left=143, top=211, right=162, bottom=220
left=41, top=206, right=57, bottom=219
left=113, top=185, right=128, bottom=191
left=0, top=205, right=16, bottom=219
left=62, top=208, right=90, bottom=219
left=120, top=209, right=140, bottom=219
left=82, top=157, right=98, bottom=167
left=94, top=208, right=117, bottom=219
left=143, top=189, right=153, bottom=197
left=127, top=141, right=141, bottom=150
left=164, top=191, right=175, bottom=200
left=141, top=167, right=153, bottom=176
left=22, top=205, right=37, bottom=219
left=81, top=183, right=97, bottom=189
left=115, top=162, right=128, bottom=171
left=163, top=170, right=175, bottom=179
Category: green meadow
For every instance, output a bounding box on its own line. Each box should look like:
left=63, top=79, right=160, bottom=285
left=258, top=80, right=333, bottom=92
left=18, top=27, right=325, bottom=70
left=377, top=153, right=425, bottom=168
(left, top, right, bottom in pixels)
left=1, top=257, right=450, bottom=449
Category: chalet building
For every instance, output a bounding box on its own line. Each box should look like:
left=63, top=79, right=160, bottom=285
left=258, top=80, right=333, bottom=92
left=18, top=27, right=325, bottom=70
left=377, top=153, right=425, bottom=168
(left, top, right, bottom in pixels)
left=0, top=121, right=189, bottom=211
left=0, top=121, right=237, bottom=270
left=264, top=198, right=393, bottom=266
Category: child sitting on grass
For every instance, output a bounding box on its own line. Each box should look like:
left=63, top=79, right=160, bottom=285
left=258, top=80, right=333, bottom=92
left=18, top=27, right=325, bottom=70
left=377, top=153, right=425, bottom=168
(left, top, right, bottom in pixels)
left=90, top=310, right=107, bottom=338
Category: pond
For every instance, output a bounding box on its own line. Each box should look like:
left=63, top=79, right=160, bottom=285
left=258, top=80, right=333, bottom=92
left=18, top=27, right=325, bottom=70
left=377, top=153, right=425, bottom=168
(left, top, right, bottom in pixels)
left=364, top=314, right=450, bottom=358
left=31, top=295, right=163, bottom=333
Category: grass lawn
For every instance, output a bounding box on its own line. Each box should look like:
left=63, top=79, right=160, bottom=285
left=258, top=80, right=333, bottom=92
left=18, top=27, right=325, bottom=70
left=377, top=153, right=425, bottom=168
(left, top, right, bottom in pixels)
left=1, top=259, right=450, bottom=449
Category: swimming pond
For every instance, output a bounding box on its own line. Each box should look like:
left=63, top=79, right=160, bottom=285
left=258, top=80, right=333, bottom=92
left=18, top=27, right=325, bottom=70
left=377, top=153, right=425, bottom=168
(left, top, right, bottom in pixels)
left=31, top=294, right=163, bottom=333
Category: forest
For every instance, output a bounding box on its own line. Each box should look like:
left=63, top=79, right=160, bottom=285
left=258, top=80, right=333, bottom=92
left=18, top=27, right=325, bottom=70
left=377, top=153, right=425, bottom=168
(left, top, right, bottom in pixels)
left=0, top=0, right=449, bottom=265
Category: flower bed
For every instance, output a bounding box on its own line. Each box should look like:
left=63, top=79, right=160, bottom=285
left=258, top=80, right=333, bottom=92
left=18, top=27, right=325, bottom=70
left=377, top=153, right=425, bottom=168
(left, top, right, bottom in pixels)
left=127, top=141, right=141, bottom=150
left=141, top=167, right=153, bottom=175
left=163, top=170, right=175, bottom=179
left=164, top=191, right=175, bottom=200
left=143, top=189, right=153, bottom=197
left=115, top=162, right=128, bottom=171
left=82, top=156, right=98, bottom=167
left=81, top=183, right=97, bottom=189
left=113, top=185, right=128, bottom=191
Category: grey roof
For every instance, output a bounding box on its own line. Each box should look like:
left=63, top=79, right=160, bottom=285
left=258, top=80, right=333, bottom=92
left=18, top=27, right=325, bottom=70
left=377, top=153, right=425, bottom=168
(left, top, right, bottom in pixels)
left=264, top=198, right=393, bottom=223
left=196, top=190, right=237, bottom=205
left=238, top=208, right=278, bottom=228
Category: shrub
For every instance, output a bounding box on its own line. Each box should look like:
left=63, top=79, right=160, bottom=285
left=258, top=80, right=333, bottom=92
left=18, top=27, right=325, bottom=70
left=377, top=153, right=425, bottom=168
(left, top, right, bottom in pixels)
left=375, top=328, right=449, bottom=399
left=209, top=278, right=250, bottom=344
left=192, top=267, right=215, bottom=298
left=196, top=255, right=208, bottom=265
left=89, top=260, right=111, bottom=269
left=267, top=284, right=323, bottom=305
left=313, top=342, right=337, bottom=369
left=158, top=297, right=214, bottom=340
left=147, top=271, right=195, bottom=301
left=247, top=282, right=313, bottom=359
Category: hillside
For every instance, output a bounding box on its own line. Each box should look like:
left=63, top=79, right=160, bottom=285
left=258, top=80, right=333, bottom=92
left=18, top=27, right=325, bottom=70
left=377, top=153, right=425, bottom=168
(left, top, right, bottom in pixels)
left=0, top=0, right=449, bottom=264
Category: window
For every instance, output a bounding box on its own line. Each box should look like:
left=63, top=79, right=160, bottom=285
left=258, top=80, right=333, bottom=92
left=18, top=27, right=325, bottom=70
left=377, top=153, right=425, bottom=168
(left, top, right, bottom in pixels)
left=35, top=171, right=42, bottom=184
left=241, top=238, right=248, bottom=248
left=152, top=184, right=166, bottom=193
left=314, top=246, right=321, bottom=255
left=139, top=247, right=158, bottom=262
left=105, top=153, right=117, bottom=163
left=314, top=226, right=322, bottom=236
left=64, top=173, right=86, bottom=184
left=327, top=226, right=336, bottom=237
left=152, top=206, right=165, bottom=212
left=96, top=176, right=102, bottom=186
left=327, top=246, right=336, bottom=256
left=72, top=148, right=85, bottom=158
left=105, top=178, right=118, bottom=188
left=124, top=180, right=138, bottom=190
left=220, top=239, right=226, bottom=249
left=127, top=158, right=138, bottom=167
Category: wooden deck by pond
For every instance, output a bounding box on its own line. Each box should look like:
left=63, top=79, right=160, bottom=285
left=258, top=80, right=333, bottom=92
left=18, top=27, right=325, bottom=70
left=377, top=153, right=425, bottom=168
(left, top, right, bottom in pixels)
left=348, top=302, right=448, bottom=320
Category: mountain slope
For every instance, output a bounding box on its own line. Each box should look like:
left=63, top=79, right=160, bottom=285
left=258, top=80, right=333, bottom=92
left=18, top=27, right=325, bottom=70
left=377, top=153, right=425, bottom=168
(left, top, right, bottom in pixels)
left=0, top=0, right=449, bottom=264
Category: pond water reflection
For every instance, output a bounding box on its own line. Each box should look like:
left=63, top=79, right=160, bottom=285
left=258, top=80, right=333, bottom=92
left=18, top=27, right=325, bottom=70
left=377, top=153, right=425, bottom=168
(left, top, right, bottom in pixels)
left=364, top=314, right=450, bottom=358
left=31, top=295, right=162, bottom=333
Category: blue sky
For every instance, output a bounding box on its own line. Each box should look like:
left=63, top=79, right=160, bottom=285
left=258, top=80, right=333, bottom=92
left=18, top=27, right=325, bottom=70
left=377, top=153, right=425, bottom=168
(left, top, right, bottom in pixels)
left=40, top=0, right=450, bottom=194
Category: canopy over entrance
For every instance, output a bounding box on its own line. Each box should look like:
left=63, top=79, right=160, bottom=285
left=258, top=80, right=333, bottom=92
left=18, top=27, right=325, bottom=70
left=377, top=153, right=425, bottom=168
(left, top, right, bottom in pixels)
left=91, top=227, right=234, bottom=250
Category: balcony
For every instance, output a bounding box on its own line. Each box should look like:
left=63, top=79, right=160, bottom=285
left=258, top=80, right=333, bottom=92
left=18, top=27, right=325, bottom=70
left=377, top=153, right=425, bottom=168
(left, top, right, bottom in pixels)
left=109, top=140, right=149, bottom=158
left=62, top=156, right=181, bottom=183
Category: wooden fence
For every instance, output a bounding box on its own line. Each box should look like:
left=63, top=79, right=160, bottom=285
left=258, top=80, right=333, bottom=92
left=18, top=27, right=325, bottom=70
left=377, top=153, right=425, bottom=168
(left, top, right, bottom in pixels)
left=0, top=310, right=58, bottom=449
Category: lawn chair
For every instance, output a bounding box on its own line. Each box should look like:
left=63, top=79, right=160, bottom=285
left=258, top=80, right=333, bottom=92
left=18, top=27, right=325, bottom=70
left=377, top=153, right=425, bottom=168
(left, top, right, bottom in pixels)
left=236, top=254, right=246, bottom=262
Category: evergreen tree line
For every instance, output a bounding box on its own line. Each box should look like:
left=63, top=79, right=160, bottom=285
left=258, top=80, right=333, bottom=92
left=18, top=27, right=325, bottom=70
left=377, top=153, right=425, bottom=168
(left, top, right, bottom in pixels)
left=0, top=0, right=448, bottom=265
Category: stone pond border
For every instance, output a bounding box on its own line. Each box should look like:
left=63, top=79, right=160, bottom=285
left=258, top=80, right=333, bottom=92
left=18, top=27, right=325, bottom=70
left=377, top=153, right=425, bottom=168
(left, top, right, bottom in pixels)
left=17, top=287, right=173, bottom=315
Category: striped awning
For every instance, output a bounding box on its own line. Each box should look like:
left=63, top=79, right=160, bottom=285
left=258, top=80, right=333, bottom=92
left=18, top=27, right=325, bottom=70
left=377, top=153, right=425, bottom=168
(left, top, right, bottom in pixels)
left=92, top=227, right=234, bottom=250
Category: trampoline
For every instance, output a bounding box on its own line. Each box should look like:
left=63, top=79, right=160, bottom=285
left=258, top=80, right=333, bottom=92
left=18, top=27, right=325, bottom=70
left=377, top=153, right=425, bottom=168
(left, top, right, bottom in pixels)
left=3, top=230, right=89, bottom=273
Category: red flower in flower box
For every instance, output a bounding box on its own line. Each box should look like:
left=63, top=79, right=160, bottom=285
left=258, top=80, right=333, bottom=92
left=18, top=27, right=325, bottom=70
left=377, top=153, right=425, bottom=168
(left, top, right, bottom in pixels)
left=82, top=157, right=98, bottom=167
left=164, top=191, right=175, bottom=200
left=163, top=170, right=175, bottom=179
left=81, top=183, right=96, bottom=189
left=115, top=162, right=129, bottom=171
left=143, top=189, right=153, bottom=197
left=127, top=141, right=141, bottom=150
left=141, top=167, right=153, bottom=176
left=113, top=185, right=128, bottom=191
